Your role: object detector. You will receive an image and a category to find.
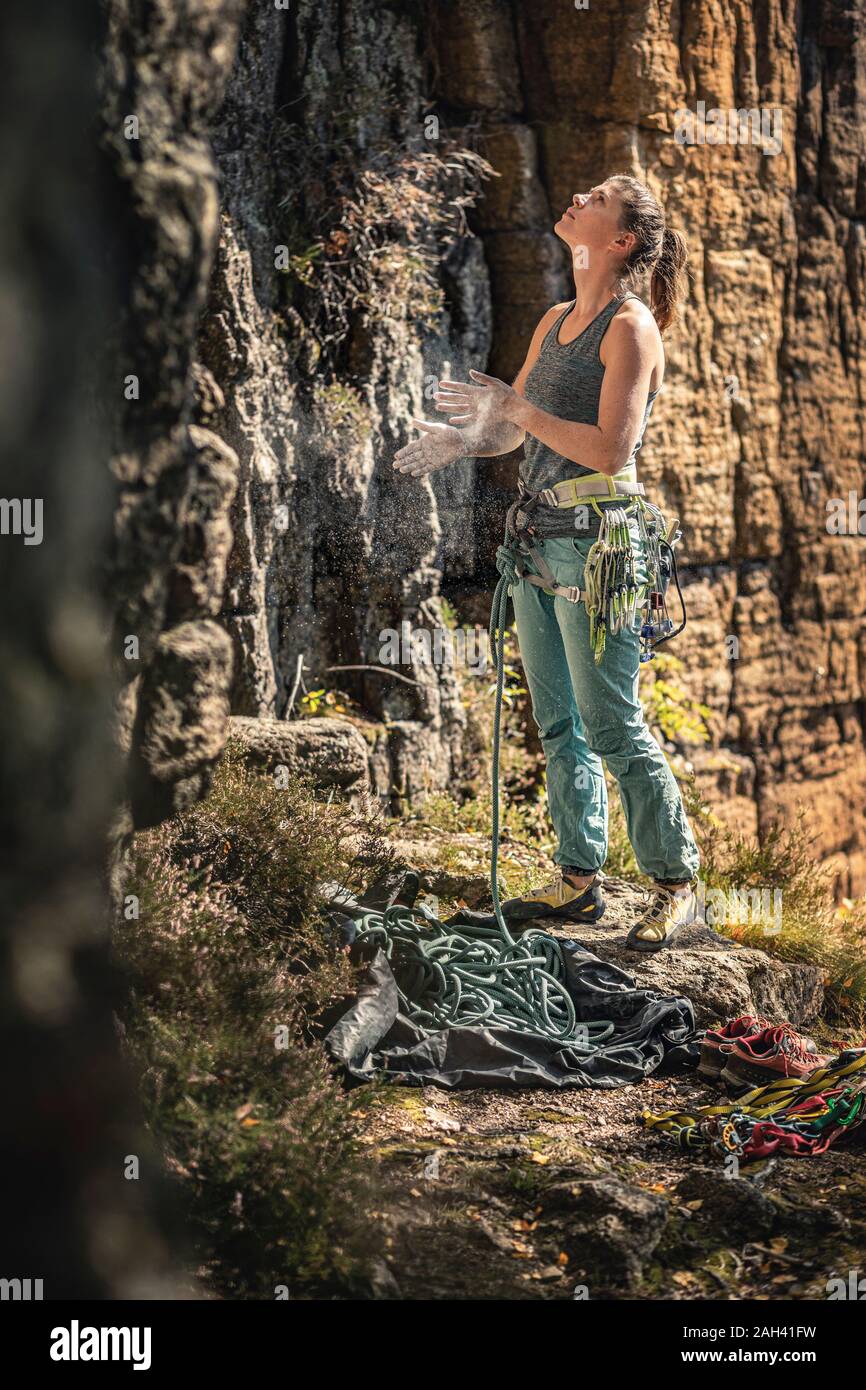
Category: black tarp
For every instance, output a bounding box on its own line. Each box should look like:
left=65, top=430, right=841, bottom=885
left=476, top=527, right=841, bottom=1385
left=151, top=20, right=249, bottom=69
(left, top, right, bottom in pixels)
left=319, top=874, right=700, bottom=1090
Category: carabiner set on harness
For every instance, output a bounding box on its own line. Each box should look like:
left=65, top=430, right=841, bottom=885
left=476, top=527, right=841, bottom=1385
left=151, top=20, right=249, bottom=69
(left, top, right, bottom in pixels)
left=583, top=506, right=642, bottom=664
left=501, top=487, right=687, bottom=666
left=634, top=498, right=687, bottom=664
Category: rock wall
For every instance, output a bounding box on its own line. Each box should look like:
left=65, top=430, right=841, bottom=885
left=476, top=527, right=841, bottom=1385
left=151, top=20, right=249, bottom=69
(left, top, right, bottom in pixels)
left=428, top=0, right=866, bottom=894
left=103, top=0, right=866, bottom=893
left=197, top=0, right=487, bottom=808
left=0, top=0, right=177, bottom=1297
left=102, top=0, right=246, bottom=838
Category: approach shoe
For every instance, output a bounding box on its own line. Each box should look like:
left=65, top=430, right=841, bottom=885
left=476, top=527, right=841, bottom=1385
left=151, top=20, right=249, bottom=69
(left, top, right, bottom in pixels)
left=500, top=871, right=604, bottom=924
left=719, top=1023, right=826, bottom=1091
left=625, top=880, right=699, bottom=953
left=698, top=1014, right=772, bottom=1084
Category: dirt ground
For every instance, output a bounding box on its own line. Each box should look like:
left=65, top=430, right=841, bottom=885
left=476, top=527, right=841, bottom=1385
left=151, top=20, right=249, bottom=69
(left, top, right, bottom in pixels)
left=358, top=1068, right=866, bottom=1301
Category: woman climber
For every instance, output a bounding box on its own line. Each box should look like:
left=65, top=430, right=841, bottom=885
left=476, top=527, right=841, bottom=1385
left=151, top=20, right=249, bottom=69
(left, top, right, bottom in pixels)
left=393, top=174, right=701, bottom=952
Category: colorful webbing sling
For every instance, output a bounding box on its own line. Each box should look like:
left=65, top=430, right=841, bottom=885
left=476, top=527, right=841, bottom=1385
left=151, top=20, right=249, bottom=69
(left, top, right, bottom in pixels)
left=642, top=1047, right=866, bottom=1161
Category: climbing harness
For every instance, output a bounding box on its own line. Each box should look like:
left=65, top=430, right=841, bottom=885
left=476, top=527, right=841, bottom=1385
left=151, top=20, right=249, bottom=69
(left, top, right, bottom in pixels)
left=642, top=1047, right=866, bottom=1161
left=500, top=466, right=686, bottom=666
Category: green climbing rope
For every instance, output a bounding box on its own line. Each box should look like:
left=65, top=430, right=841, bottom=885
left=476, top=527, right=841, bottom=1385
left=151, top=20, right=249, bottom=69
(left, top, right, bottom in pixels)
left=352, top=898, right=608, bottom=1041
left=349, top=523, right=616, bottom=1050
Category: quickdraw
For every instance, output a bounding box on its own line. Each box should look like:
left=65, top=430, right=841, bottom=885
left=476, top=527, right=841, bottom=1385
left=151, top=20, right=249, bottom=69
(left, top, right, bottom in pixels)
left=642, top=1047, right=866, bottom=1162
left=502, top=482, right=686, bottom=666
left=633, top=496, right=686, bottom=665
left=583, top=506, right=642, bottom=662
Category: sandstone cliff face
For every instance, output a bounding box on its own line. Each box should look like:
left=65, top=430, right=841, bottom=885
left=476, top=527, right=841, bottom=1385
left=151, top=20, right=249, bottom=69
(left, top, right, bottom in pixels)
left=103, top=0, right=866, bottom=893
left=429, top=0, right=866, bottom=894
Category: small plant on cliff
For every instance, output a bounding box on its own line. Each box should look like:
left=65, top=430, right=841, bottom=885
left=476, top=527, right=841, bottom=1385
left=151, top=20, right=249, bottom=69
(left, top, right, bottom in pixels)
left=117, top=745, right=396, bottom=1297
left=311, top=380, right=373, bottom=449
left=641, top=652, right=714, bottom=746
left=275, top=77, right=493, bottom=362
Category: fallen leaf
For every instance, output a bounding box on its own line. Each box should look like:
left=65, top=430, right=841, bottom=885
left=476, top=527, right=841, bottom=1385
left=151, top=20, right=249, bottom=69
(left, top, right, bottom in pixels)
left=234, top=1103, right=253, bottom=1121
left=528, top=1152, right=549, bottom=1165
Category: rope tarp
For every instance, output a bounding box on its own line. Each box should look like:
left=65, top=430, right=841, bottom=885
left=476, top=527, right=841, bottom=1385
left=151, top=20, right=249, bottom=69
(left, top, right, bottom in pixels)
left=320, top=882, right=699, bottom=1089
left=352, top=900, right=612, bottom=1045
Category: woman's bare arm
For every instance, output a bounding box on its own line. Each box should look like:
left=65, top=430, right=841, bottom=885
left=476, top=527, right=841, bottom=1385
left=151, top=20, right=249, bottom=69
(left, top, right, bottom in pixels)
left=393, top=304, right=567, bottom=477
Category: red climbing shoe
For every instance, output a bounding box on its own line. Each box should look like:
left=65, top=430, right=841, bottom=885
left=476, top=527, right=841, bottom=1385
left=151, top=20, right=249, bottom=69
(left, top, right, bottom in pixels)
left=720, top=1023, right=826, bottom=1091
left=697, top=1014, right=773, bottom=1084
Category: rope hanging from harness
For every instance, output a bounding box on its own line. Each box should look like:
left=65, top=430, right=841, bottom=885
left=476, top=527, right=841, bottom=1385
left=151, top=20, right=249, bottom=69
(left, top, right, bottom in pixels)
left=641, top=1047, right=866, bottom=1161
left=345, top=506, right=618, bottom=1049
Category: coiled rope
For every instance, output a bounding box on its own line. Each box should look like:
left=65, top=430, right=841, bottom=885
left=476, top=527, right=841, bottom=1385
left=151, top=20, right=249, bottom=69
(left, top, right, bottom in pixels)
left=348, top=512, right=616, bottom=1048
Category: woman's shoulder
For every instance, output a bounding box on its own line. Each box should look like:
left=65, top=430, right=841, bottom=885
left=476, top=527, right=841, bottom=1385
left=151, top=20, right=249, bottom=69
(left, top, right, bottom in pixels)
left=602, top=293, right=665, bottom=386
left=614, top=292, right=658, bottom=333
left=607, top=293, right=663, bottom=355
left=541, top=300, right=574, bottom=327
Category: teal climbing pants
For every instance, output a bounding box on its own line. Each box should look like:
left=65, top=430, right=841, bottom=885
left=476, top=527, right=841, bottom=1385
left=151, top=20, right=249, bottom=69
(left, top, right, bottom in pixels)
left=510, top=517, right=700, bottom=882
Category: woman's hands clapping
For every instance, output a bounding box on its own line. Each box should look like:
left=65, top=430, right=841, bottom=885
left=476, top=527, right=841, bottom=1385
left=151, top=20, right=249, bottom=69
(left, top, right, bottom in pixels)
left=434, top=370, right=530, bottom=429
left=392, top=419, right=466, bottom=478
left=392, top=369, right=530, bottom=479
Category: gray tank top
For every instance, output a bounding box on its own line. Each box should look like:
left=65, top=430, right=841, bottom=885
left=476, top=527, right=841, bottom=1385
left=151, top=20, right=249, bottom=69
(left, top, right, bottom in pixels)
left=518, top=291, right=659, bottom=538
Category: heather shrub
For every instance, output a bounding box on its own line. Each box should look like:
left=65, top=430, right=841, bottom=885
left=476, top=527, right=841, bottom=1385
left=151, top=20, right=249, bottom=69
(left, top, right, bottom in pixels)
left=117, top=746, right=395, bottom=1297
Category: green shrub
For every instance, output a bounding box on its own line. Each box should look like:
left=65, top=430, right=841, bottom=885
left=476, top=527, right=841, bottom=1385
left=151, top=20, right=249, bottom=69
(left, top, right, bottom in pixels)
left=275, top=72, right=493, bottom=363
left=117, top=747, right=394, bottom=1297
left=682, top=786, right=866, bottom=1025
left=640, top=651, right=714, bottom=746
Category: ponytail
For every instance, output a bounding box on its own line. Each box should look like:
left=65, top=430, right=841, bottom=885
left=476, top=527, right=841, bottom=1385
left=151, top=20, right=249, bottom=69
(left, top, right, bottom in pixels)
left=650, top=227, right=688, bottom=333
left=607, top=174, right=689, bottom=335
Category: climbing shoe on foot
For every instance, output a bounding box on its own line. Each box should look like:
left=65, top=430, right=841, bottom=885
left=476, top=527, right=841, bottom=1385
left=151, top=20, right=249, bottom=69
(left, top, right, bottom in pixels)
left=500, top=871, right=604, bottom=924
left=719, top=1023, right=826, bottom=1091
left=625, top=880, right=699, bottom=953
left=697, top=1014, right=772, bottom=1084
